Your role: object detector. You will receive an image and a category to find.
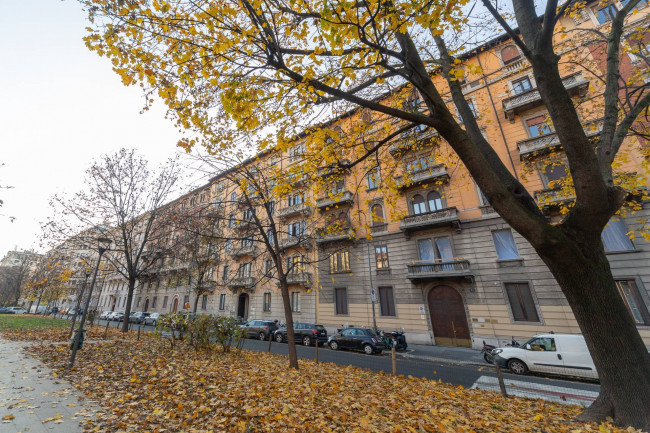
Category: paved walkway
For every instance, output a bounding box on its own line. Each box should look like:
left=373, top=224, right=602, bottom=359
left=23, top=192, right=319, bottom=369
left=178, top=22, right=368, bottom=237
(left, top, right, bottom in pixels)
left=0, top=338, right=97, bottom=432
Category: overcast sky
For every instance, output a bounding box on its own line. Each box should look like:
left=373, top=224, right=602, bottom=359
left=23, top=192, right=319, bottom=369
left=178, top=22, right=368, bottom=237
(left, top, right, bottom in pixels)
left=0, top=1, right=203, bottom=256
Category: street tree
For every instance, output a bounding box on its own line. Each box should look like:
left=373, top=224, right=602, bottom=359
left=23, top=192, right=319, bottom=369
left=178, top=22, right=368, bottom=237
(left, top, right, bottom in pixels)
left=47, top=149, right=181, bottom=332
left=0, top=254, right=35, bottom=307
left=81, top=0, right=650, bottom=427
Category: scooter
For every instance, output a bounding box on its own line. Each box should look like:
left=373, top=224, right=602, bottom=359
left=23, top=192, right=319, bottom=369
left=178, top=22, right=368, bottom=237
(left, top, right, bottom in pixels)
left=482, top=337, right=520, bottom=364
left=381, top=330, right=408, bottom=351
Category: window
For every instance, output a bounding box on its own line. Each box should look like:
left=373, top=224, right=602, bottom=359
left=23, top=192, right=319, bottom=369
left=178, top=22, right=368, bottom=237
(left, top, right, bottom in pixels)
left=371, top=204, right=385, bottom=226
left=263, top=292, right=272, bottom=312
left=242, top=236, right=253, bottom=247
left=477, top=186, right=490, bottom=206
left=219, top=293, right=226, bottom=311
left=335, top=288, right=348, bottom=315
left=163, top=296, right=169, bottom=308
left=265, top=259, right=273, bottom=275
left=288, top=193, right=304, bottom=206
left=527, top=337, right=556, bottom=351
left=375, top=245, right=390, bottom=269
left=427, top=191, right=443, bottom=211
left=291, top=292, right=301, bottom=312
left=228, top=214, right=235, bottom=228
left=222, top=264, right=229, bottom=282
left=288, top=221, right=305, bottom=237
left=231, top=192, right=237, bottom=202
left=620, top=0, right=648, bottom=8
left=137, top=297, right=141, bottom=307
left=152, top=296, right=157, bottom=308
left=330, top=250, right=351, bottom=273
left=405, top=92, right=421, bottom=112
left=378, top=287, right=396, bottom=316
left=183, top=295, right=190, bottom=307
left=328, top=179, right=345, bottom=195
left=411, top=194, right=427, bottom=215
left=526, top=115, right=552, bottom=138
left=243, top=208, right=252, bottom=220
left=540, top=162, right=568, bottom=189
left=201, top=295, right=208, bottom=310
left=287, top=255, right=303, bottom=274
left=225, top=239, right=232, bottom=252
left=406, top=154, right=435, bottom=173
left=615, top=280, right=650, bottom=325
left=500, top=45, right=521, bottom=64
left=492, top=229, right=520, bottom=260
left=505, top=283, right=540, bottom=322
left=417, top=237, right=454, bottom=262
left=602, top=218, right=635, bottom=252
left=594, top=4, right=617, bottom=24
left=512, top=76, right=533, bottom=94
left=367, top=168, right=380, bottom=190
left=238, top=262, right=252, bottom=278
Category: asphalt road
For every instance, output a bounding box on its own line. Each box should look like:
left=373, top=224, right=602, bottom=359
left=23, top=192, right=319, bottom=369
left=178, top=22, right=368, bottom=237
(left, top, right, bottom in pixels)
left=90, top=317, right=600, bottom=402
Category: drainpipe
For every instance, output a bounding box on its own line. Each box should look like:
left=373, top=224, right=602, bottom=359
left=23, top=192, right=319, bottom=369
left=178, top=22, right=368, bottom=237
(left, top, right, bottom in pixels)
left=476, top=55, right=519, bottom=180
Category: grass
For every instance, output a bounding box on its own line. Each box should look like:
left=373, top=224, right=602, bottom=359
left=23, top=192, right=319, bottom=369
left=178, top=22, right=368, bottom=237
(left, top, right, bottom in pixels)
left=0, top=314, right=70, bottom=330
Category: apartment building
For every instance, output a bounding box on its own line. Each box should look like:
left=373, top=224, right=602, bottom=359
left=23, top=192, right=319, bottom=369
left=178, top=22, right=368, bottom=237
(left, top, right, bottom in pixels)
left=92, top=1, right=650, bottom=349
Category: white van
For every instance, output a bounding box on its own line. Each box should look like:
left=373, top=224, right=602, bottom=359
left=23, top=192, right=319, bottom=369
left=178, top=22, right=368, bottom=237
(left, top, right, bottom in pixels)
left=491, top=333, right=598, bottom=379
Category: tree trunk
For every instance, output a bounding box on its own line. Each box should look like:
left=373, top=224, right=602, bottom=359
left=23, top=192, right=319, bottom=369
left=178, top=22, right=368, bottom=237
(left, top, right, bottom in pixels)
left=193, top=291, right=200, bottom=313
left=537, top=232, right=650, bottom=430
left=278, top=278, right=298, bottom=369
left=121, top=279, right=136, bottom=333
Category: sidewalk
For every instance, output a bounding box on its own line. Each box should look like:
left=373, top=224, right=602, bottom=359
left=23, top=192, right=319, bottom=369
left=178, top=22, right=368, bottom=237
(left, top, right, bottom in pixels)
left=398, top=343, right=486, bottom=366
left=0, top=338, right=97, bottom=432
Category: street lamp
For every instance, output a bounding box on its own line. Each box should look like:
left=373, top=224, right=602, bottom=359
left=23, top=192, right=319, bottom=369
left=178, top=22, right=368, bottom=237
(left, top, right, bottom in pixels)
left=69, top=236, right=112, bottom=369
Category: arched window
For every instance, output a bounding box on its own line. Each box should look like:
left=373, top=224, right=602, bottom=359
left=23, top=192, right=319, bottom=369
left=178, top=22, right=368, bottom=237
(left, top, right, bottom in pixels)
left=501, top=45, right=520, bottom=65
left=371, top=204, right=385, bottom=225
left=427, top=191, right=443, bottom=211
left=412, top=194, right=426, bottom=215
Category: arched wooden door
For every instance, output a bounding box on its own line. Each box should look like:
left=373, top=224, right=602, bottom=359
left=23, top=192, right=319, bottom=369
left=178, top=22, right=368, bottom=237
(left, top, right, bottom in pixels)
left=427, top=285, right=471, bottom=347
left=172, top=297, right=179, bottom=312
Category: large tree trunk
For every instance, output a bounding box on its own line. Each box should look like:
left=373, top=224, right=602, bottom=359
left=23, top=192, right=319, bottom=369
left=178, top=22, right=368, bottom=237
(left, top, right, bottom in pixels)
left=121, top=279, right=136, bottom=333
left=278, top=278, right=298, bottom=369
left=537, top=232, right=650, bottom=430
left=193, top=291, right=200, bottom=313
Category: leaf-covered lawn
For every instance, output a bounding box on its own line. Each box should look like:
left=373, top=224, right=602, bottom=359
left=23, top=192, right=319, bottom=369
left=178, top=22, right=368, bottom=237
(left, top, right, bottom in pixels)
left=26, top=338, right=633, bottom=433
left=0, top=314, right=70, bottom=330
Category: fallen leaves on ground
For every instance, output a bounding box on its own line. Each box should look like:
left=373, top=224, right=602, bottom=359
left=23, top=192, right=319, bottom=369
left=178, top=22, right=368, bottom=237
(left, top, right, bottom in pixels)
left=22, top=337, right=635, bottom=433
left=2, top=325, right=138, bottom=342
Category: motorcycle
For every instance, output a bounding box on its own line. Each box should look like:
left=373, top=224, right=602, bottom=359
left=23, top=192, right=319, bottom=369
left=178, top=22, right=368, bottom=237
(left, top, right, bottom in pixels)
left=482, top=337, right=520, bottom=364
left=380, top=330, right=408, bottom=351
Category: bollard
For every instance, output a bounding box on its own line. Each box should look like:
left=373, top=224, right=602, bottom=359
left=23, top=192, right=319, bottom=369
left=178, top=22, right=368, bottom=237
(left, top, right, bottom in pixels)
left=315, top=339, right=319, bottom=364
left=267, top=332, right=272, bottom=353
left=137, top=326, right=141, bottom=341
left=103, top=321, right=110, bottom=339
left=392, top=344, right=397, bottom=376
left=494, top=359, right=508, bottom=398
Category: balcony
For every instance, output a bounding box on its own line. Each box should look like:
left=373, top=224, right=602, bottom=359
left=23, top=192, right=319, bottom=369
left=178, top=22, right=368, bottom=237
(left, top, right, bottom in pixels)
left=534, top=188, right=575, bottom=207
left=316, top=190, right=354, bottom=210
left=277, top=203, right=311, bottom=220
left=279, top=272, right=312, bottom=287
left=370, top=223, right=388, bottom=234
left=502, top=72, right=589, bottom=121
left=278, top=236, right=312, bottom=250
left=502, top=58, right=529, bottom=76
left=517, top=119, right=603, bottom=159
left=233, top=220, right=254, bottom=232
left=317, top=159, right=351, bottom=178
left=228, top=277, right=256, bottom=290
left=396, top=164, right=449, bottom=190
left=406, top=258, right=472, bottom=280
left=230, top=245, right=258, bottom=258
left=400, top=207, right=460, bottom=233
left=389, top=128, right=439, bottom=158
left=315, top=227, right=355, bottom=245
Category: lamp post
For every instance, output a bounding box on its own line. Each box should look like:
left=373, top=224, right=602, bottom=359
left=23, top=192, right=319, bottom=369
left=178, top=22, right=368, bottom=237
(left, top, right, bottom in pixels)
left=68, top=269, right=91, bottom=338
left=69, top=237, right=112, bottom=369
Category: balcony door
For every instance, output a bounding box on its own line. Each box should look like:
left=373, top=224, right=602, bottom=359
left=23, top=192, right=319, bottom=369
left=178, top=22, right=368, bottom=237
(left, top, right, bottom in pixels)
left=237, top=293, right=249, bottom=320
left=427, top=285, right=471, bottom=347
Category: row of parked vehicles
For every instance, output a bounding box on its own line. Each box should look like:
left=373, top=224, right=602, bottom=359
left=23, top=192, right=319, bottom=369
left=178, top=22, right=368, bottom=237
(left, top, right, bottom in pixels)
left=240, top=320, right=408, bottom=355
left=0, top=306, right=27, bottom=314
left=99, top=310, right=163, bottom=326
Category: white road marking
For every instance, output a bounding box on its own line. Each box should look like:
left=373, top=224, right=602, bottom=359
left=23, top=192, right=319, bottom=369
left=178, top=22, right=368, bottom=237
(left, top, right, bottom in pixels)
left=471, top=375, right=599, bottom=406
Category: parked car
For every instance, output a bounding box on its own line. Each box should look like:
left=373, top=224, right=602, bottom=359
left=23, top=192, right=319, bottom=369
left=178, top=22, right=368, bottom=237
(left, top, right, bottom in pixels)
left=144, top=312, right=163, bottom=326
left=241, top=320, right=279, bottom=340
left=328, top=327, right=385, bottom=355
left=108, top=312, right=124, bottom=321
left=491, top=333, right=598, bottom=379
left=0, top=307, right=16, bottom=314
left=274, top=322, right=328, bottom=346
left=130, top=312, right=150, bottom=324
left=7, top=307, right=27, bottom=314
left=100, top=311, right=113, bottom=320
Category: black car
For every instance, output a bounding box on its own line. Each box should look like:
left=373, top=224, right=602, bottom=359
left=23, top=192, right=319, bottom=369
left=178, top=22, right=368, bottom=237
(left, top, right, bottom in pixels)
left=242, top=320, right=279, bottom=340
left=274, top=322, right=328, bottom=346
left=130, top=312, right=151, bottom=324
left=328, top=327, right=385, bottom=355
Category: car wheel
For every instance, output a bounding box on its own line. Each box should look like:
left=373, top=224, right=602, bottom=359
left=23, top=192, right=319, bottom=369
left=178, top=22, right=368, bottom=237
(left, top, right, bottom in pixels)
left=302, top=336, right=311, bottom=346
left=259, top=331, right=267, bottom=341
left=329, top=341, right=339, bottom=350
left=275, top=333, right=284, bottom=343
left=363, top=344, right=374, bottom=355
left=483, top=352, right=493, bottom=364
left=508, top=359, right=529, bottom=375
left=152, top=321, right=157, bottom=327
